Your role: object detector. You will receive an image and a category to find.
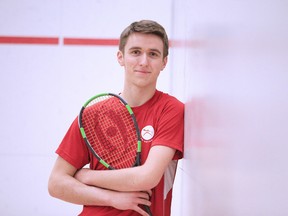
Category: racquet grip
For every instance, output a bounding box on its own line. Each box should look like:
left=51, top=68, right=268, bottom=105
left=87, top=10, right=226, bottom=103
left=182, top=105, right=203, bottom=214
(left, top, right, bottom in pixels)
left=144, top=205, right=153, bottom=216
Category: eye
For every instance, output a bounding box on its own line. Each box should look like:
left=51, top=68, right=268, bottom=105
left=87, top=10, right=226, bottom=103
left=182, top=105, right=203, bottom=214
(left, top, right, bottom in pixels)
left=149, top=52, right=159, bottom=58
left=130, top=50, right=141, bottom=55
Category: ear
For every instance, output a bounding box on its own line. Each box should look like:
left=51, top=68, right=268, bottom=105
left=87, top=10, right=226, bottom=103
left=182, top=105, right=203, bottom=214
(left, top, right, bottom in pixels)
left=161, top=56, right=168, bottom=71
left=117, top=50, right=124, bottom=66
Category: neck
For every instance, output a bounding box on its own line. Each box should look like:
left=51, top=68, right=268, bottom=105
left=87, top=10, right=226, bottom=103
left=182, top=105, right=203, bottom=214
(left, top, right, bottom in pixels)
left=121, top=86, right=156, bottom=107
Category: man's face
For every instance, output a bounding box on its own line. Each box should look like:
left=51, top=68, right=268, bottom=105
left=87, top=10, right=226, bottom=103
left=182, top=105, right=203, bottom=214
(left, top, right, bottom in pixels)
left=117, top=33, right=167, bottom=89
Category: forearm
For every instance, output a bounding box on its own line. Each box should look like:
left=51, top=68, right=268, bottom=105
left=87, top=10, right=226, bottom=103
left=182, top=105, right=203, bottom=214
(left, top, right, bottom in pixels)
left=48, top=156, right=152, bottom=215
left=48, top=156, right=115, bottom=206
left=48, top=171, right=112, bottom=206
left=76, top=166, right=152, bottom=192
left=75, top=146, right=176, bottom=192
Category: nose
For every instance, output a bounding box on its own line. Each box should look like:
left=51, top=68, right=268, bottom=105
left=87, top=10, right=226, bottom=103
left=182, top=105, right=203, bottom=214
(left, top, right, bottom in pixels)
left=139, top=53, right=148, bottom=66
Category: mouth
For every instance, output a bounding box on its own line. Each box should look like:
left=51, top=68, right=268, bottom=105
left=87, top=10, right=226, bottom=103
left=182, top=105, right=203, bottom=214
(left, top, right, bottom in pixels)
left=134, top=70, right=150, bottom=74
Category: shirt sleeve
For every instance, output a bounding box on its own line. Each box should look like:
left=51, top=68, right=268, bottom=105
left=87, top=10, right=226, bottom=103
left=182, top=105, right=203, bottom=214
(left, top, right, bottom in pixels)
left=56, top=117, right=90, bottom=169
left=152, top=97, right=184, bottom=160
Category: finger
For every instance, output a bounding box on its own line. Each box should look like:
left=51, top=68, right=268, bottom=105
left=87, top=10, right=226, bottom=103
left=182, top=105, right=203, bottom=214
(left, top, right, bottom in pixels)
left=135, top=192, right=149, bottom=201
left=134, top=206, right=150, bottom=216
left=147, top=190, right=152, bottom=198
left=136, top=198, right=151, bottom=207
left=143, top=190, right=152, bottom=198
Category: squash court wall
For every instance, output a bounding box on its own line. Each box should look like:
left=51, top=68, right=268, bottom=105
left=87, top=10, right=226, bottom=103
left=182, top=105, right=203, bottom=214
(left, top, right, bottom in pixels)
left=1, top=0, right=288, bottom=215
left=171, top=0, right=288, bottom=215
left=0, top=1, right=174, bottom=215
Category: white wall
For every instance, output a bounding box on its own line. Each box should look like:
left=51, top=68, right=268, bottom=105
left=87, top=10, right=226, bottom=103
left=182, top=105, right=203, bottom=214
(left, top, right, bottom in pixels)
left=0, top=1, right=174, bottom=215
left=3, top=1, right=287, bottom=215
left=171, top=0, right=288, bottom=215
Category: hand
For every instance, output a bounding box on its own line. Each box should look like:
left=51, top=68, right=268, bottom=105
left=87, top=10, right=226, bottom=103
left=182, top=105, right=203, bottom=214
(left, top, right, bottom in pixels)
left=110, top=190, right=152, bottom=216
left=75, top=169, right=152, bottom=215
left=74, top=168, right=90, bottom=184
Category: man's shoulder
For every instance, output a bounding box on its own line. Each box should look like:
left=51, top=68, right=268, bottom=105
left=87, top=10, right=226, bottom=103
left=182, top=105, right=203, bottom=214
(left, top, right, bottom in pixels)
left=157, top=90, right=184, bottom=108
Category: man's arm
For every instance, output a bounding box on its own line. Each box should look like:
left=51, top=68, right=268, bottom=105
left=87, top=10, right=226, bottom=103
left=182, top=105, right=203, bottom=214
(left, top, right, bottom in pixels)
left=75, top=145, right=176, bottom=191
left=48, top=156, right=151, bottom=215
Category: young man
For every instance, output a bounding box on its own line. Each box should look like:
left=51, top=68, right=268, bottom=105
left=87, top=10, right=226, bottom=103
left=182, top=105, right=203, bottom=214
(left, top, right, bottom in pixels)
left=48, top=20, right=184, bottom=216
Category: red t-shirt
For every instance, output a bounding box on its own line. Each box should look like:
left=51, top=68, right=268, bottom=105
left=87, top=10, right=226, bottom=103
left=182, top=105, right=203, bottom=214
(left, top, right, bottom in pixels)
left=56, top=90, right=184, bottom=216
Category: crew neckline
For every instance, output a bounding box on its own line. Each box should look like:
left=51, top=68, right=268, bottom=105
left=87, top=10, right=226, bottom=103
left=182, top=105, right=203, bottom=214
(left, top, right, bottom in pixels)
left=131, top=90, right=161, bottom=111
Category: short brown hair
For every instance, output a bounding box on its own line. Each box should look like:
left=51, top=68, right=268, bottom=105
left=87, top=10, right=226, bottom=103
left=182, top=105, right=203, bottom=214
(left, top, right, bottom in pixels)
left=119, top=20, right=169, bottom=58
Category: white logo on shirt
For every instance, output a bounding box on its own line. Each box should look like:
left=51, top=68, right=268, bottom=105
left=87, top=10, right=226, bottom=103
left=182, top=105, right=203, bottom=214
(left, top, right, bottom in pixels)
left=141, top=125, right=154, bottom=141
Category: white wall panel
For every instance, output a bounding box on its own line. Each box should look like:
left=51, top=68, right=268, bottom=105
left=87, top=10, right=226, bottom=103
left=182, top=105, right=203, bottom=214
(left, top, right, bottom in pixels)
left=0, top=0, right=62, bottom=36
left=171, top=0, right=288, bottom=215
left=0, top=0, right=174, bottom=215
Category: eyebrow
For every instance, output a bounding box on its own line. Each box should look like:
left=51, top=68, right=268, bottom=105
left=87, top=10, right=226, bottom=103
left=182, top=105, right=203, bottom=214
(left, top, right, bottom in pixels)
left=129, top=47, right=162, bottom=55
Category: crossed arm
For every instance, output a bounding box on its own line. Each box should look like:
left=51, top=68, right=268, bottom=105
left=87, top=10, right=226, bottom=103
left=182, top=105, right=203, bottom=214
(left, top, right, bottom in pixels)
left=48, top=145, right=175, bottom=214
left=48, top=156, right=152, bottom=215
left=75, top=145, right=176, bottom=191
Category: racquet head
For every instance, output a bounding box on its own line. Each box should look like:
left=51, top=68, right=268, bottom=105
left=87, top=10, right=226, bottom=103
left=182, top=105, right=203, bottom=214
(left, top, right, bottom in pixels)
left=78, top=93, right=141, bottom=170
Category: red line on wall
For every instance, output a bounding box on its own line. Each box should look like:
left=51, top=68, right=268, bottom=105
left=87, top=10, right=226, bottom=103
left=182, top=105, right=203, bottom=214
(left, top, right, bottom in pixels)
left=0, top=36, right=200, bottom=48
left=169, top=39, right=206, bottom=48
left=63, top=38, right=119, bottom=46
left=0, top=36, right=59, bottom=45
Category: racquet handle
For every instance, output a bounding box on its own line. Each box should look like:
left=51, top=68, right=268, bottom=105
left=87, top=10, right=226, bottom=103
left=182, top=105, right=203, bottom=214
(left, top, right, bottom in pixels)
left=144, top=205, right=153, bottom=216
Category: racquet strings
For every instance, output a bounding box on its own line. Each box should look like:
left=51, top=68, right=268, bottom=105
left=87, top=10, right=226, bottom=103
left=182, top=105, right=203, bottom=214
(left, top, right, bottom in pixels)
left=82, top=95, right=138, bottom=169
